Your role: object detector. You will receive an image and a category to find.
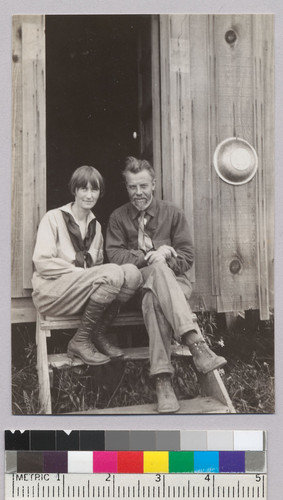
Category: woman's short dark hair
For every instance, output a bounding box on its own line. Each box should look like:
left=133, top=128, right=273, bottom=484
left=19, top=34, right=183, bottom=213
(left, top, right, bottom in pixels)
left=69, top=166, right=105, bottom=198
left=122, top=156, right=156, bottom=181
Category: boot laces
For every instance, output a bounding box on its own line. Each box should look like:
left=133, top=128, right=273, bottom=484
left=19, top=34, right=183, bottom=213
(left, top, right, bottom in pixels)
left=192, top=341, right=214, bottom=358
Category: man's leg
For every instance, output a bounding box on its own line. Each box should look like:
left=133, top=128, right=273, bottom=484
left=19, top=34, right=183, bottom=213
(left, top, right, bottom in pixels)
left=142, top=262, right=226, bottom=375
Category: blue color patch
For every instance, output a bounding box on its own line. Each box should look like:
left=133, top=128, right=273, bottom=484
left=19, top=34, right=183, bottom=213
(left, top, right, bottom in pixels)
left=194, top=452, right=219, bottom=473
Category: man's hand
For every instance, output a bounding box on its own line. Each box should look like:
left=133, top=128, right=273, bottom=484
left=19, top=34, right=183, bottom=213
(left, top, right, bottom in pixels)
left=144, top=245, right=177, bottom=265
left=155, top=245, right=178, bottom=259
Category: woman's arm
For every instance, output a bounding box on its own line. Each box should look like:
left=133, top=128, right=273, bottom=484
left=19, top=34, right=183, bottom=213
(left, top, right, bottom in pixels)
left=33, top=211, right=81, bottom=278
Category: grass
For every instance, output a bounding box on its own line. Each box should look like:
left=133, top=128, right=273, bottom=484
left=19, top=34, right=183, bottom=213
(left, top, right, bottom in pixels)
left=11, top=311, right=274, bottom=414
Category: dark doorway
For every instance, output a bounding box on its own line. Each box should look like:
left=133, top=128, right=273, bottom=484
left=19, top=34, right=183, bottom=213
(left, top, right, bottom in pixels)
left=46, top=15, right=150, bottom=231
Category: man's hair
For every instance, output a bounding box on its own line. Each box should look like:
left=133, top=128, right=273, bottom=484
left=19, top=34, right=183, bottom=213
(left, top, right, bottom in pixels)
left=122, top=156, right=156, bottom=181
left=69, top=165, right=105, bottom=198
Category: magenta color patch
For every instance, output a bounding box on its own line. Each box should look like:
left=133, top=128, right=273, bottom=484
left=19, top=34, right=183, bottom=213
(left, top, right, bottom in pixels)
left=93, top=451, right=118, bottom=473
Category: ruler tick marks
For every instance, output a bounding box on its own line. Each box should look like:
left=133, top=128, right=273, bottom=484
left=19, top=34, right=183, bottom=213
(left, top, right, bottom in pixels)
left=32, top=485, right=34, bottom=498
left=133, top=485, right=135, bottom=497
left=182, top=486, right=185, bottom=497
left=83, top=485, right=85, bottom=497
left=72, top=485, right=75, bottom=498
left=123, top=485, right=125, bottom=498
left=118, top=485, right=120, bottom=498
left=228, top=485, right=230, bottom=497
left=63, top=475, right=65, bottom=498
left=217, top=485, right=220, bottom=498
left=198, top=485, right=200, bottom=498
left=233, top=486, right=235, bottom=498
left=158, top=485, right=161, bottom=497
left=128, top=486, right=130, bottom=497
left=148, top=486, right=150, bottom=498
left=142, top=485, right=145, bottom=498
left=42, top=485, right=45, bottom=498
left=47, top=485, right=50, bottom=498
left=263, top=475, right=265, bottom=497
left=92, top=486, right=94, bottom=497
left=103, top=485, right=105, bottom=497
left=168, top=485, right=171, bottom=498
left=248, top=485, right=250, bottom=498
left=252, top=486, right=255, bottom=498
left=138, top=479, right=140, bottom=497
left=238, top=480, right=240, bottom=498
left=108, top=485, right=110, bottom=497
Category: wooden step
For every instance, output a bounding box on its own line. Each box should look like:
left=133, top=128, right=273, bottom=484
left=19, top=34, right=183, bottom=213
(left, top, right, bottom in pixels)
left=67, top=396, right=230, bottom=415
left=48, top=344, right=192, bottom=369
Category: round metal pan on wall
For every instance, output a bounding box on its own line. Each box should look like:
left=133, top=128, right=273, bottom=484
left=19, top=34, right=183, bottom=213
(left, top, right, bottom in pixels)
left=213, top=137, right=258, bottom=185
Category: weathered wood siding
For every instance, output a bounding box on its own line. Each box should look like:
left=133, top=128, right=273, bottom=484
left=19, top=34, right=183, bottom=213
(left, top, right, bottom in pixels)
left=12, top=15, right=46, bottom=303
left=159, top=14, right=273, bottom=319
left=138, top=16, right=162, bottom=198
left=11, top=14, right=273, bottom=322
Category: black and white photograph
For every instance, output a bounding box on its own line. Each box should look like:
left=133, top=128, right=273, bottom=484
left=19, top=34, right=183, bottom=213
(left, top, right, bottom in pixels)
left=11, top=14, right=274, bottom=415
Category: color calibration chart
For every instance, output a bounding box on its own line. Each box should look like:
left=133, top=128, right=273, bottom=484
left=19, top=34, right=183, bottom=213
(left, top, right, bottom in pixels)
left=5, top=430, right=267, bottom=499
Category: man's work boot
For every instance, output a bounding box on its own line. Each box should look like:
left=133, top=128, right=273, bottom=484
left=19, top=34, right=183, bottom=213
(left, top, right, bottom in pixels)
left=155, top=374, right=180, bottom=414
left=91, top=300, right=124, bottom=359
left=67, top=298, right=111, bottom=365
left=183, top=331, right=227, bottom=374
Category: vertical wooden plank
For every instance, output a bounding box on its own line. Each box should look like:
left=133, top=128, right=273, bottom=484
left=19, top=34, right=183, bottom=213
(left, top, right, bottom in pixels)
left=22, top=15, right=46, bottom=289
left=263, top=16, right=274, bottom=312
left=151, top=15, right=162, bottom=199
left=189, top=15, right=217, bottom=311
left=210, top=15, right=259, bottom=313
left=159, top=15, right=195, bottom=281
left=12, top=16, right=29, bottom=297
left=253, top=15, right=274, bottom=320
left=159, top=15, right=173, bottom=202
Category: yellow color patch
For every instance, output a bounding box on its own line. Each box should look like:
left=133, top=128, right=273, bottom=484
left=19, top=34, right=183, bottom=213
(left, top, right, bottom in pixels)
left=143, top=452, right=169, bottom=473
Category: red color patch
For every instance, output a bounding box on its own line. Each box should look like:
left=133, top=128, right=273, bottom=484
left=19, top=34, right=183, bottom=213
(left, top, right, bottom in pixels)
left=117, top=451, right=144, bottom=473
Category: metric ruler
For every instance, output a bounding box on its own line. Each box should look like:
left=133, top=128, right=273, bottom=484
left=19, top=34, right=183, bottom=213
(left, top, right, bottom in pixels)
left=5, top=472, right=267, bottom=499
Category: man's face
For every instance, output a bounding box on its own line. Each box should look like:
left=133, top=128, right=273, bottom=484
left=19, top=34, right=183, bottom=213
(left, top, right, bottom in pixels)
left=125, top=170, right=156, bottom=211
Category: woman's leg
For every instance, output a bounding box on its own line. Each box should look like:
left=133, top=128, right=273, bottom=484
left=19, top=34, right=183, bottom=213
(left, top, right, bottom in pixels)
left=67, top=264, right=126, bottom=363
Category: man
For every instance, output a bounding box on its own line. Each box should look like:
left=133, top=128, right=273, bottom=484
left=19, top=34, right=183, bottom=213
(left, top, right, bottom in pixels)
left=106, top=157, right=226, bottom=413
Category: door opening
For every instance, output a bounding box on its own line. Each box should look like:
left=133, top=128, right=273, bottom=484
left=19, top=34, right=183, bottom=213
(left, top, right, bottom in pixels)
left=46, top=15, right=152, bottom=230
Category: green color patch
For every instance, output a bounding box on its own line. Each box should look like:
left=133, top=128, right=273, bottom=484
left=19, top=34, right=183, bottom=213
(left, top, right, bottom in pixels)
left=169, top=451, right=194, bottom=472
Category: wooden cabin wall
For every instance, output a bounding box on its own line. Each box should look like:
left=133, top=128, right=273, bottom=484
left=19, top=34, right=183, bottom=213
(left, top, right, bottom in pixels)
left=12, top=15, right=46, bottom=322
left=159, top=15, right=273, bottom=319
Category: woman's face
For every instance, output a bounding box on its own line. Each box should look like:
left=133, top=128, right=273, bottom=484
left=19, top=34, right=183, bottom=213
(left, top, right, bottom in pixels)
left=74, top=181, right=100, bottom=211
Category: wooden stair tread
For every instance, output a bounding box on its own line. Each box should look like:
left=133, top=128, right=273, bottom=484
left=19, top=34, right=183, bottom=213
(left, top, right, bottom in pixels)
left=67, top=396, right=230, bottom=415
left=48, top=345, right=192, bottom=368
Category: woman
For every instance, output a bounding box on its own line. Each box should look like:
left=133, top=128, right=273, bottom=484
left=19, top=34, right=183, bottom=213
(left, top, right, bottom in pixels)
left=32, top=165, right=142, bottom=365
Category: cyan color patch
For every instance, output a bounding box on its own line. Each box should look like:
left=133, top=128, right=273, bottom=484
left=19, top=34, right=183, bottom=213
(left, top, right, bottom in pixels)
left=194, top=452, right=219, bottom=473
